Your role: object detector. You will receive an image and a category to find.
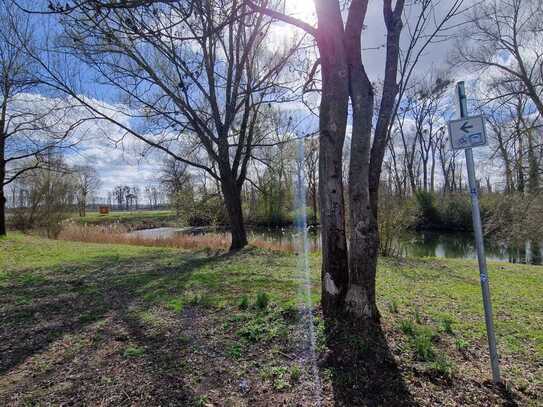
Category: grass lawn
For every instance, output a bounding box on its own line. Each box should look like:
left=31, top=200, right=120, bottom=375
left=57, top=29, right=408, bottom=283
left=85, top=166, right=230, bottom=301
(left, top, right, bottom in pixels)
left=70, top=210, right=178, bottom=228
left=0, top=233, right=541, bottom=406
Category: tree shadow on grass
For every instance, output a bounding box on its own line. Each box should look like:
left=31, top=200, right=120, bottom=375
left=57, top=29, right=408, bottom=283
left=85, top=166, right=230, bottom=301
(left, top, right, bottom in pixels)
left=322, top=318, right=416, bottom=407
left=0, top=250, right=231, bottom=404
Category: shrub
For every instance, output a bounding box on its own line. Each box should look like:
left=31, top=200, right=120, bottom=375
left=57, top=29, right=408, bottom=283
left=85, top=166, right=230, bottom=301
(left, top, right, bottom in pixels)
left=400, top=320, right=437, bottom=362
left=123, top=346, right=145, bottom=358
left=440, top=317, right=454, bottom=335
left=260, top=366, right=291, bottom=390
left=429, top=354, right=455, bottom=378
left=280, top=303, right=299, bottom=321
left=227, top=344, right=242, bottom=359
left=10, top=160, right=77, bottom=237
left=290, top=365, right=302, bottom=382
left=414, top=190, right=440, bottom=228
left=238, top=295, right=249, bottom=310
left=179, top=193, right=227, bottom=227
left=400, top=320, right=415, bottom=336
left=255, top=292, right=269, bottom=311
left=237, top=313, right=285, bottom=343
left=455, top=338, right=468, bottom=351
left=413, top=328, right=435, bottom=362
left=484, top=192, right=543, bottom=249
left=378, top=193, right=415, bottom=256
left=387, top=299, right=399, bottom=314
left=437, top=194, right=472, bottom=231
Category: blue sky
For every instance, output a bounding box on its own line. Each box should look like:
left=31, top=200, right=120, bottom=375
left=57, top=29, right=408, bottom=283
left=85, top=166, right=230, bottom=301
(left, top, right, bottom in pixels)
left=20, top=0, right=490, bottom=198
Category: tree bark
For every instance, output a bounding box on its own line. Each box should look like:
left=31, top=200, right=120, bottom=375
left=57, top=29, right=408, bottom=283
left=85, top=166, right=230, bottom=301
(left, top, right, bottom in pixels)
left=0, top=131, right=5, bottom=236
left=310, top=183, right=317, bottom=226
left=81, top=193, right=87, bottom=217
left=221, top=176, right=248, bottom=251
left=249, top=0, right=405, bottom=324
left=0, top=190, right=6, bottom=237
left=344, top=0, right=404, bottom=323
left=315, top=0, right=350, bottom=318
left=493, top=125, right=514, bottom=193
left=344, top=0, right=380, bottom=322
left=1, top=104, right=6, bottom=236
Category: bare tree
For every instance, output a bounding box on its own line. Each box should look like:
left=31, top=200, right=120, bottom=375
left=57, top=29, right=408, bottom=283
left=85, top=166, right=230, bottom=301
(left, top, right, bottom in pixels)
left=73, top=164, right=100, bottom=216
left=454, top=0, right=543, bottom=116
left=403, top=76, right=451, bottom=193
left=11, top=153, right=77, bottom=237
left=304, top=136, right=318, bottom=226
left=112, top=185, right=126, bottom=210
left=160, top=156, right=192, bottom=219
left=249, top=0, right=466, bottom=322
left=482, top=77, right=542, bottom=194
left=394, top=95, right=420, bottom=194
left=23, top=0, right=300, bottom=250
left=437, top=132, right=461, bottom=193
left=144, top=184, right=161, bottom=209
left=1, top=3, right=82, bottom=235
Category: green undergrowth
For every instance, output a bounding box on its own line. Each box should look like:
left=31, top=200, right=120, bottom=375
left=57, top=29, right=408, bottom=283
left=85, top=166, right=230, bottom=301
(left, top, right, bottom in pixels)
left=0, top=232, right=316, bottom=312
left=378, top=257, right=543, bottom=359
left=2, top=232, right=542, bottom=368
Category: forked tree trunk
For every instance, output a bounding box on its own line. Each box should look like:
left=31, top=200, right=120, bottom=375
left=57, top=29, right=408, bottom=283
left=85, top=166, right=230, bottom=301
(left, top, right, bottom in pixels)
left=345, top=0, right=403, bottom=323
left=251, top=0, right=405, bottom=323
left=344, top=0, right=380, bottom=322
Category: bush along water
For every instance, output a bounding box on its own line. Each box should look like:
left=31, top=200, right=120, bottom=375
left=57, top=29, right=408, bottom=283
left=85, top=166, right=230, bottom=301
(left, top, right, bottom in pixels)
left=412, top=191, right=481, bottom=232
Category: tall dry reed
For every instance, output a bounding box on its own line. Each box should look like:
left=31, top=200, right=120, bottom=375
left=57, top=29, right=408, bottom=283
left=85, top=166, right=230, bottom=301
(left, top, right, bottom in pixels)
left=58, top=224, right=295, bottom=253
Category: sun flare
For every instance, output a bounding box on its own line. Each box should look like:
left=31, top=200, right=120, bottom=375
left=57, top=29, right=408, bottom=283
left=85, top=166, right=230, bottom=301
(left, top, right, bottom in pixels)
left=287, top=0, right=316, bottom=24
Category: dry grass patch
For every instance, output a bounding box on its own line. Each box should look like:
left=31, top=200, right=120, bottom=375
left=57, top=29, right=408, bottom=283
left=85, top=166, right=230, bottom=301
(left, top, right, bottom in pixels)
left=58, top=224, right=296, bottom=252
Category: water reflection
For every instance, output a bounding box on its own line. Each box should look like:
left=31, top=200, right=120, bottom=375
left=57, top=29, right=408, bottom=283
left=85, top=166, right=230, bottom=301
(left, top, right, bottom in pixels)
left=131, top=227, right=542, bottom=265
left=250, top=229, right=543, bottom=265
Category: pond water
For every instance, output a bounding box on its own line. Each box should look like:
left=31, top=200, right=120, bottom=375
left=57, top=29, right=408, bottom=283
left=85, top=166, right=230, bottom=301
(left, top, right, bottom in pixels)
left=398, top=231, right=542, bottom=265
left=130, top=227, right=543, bottom=265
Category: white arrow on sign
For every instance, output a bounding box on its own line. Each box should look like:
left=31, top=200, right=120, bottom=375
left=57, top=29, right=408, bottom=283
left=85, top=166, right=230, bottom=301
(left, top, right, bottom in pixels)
left=448, top=115, right=487, bottom=150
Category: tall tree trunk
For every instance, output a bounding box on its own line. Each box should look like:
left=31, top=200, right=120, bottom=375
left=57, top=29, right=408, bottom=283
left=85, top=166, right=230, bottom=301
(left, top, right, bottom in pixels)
left=0, top=189, right=6, bottom=237
left=349, top=0, right=403, bottom=322
left=430, top=151, right=436, bottom=193
left=422, top=156, right=428, bottom=192
left=527, top=130, right=539, bottom=194
left=315, top=0, right=350, bottom=318
left=0, top=134, right=5, bottom=236
left=221, top=177, right=248, bottom=251
left=311, top=182, right=318, bottom=226
left=517, top=135, right=525, bottom=194
left=344, top=0, right=380, bottom=321
left=492, top=125, right=514, bottom=193
left=347, top=78, right=379, bottom=320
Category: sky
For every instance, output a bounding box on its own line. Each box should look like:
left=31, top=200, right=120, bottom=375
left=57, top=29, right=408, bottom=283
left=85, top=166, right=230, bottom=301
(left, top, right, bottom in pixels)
left=20, top=0, right=487, bottom=200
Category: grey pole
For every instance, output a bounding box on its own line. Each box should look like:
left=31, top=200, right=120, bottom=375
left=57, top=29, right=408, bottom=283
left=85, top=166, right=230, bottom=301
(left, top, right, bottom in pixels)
left=456, top=82, right=501, bottom=383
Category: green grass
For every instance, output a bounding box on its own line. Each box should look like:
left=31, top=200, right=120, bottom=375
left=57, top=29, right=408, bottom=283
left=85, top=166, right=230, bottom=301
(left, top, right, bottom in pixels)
left=0, top=232, right=163, bottom=274
left=70, top=210, right=177, bottom=226
left=0, top=232, right=307, bottom=312
left=123, top=346, right=145, bottom=358
left=378, top=257, right=543, bottom=358
left=1, top=232, right=542, bottom=366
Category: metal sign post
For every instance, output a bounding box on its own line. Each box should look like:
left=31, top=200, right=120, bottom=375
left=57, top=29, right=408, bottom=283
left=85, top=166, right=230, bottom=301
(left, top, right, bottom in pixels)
left=451, top=81, right=501, bottom=384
